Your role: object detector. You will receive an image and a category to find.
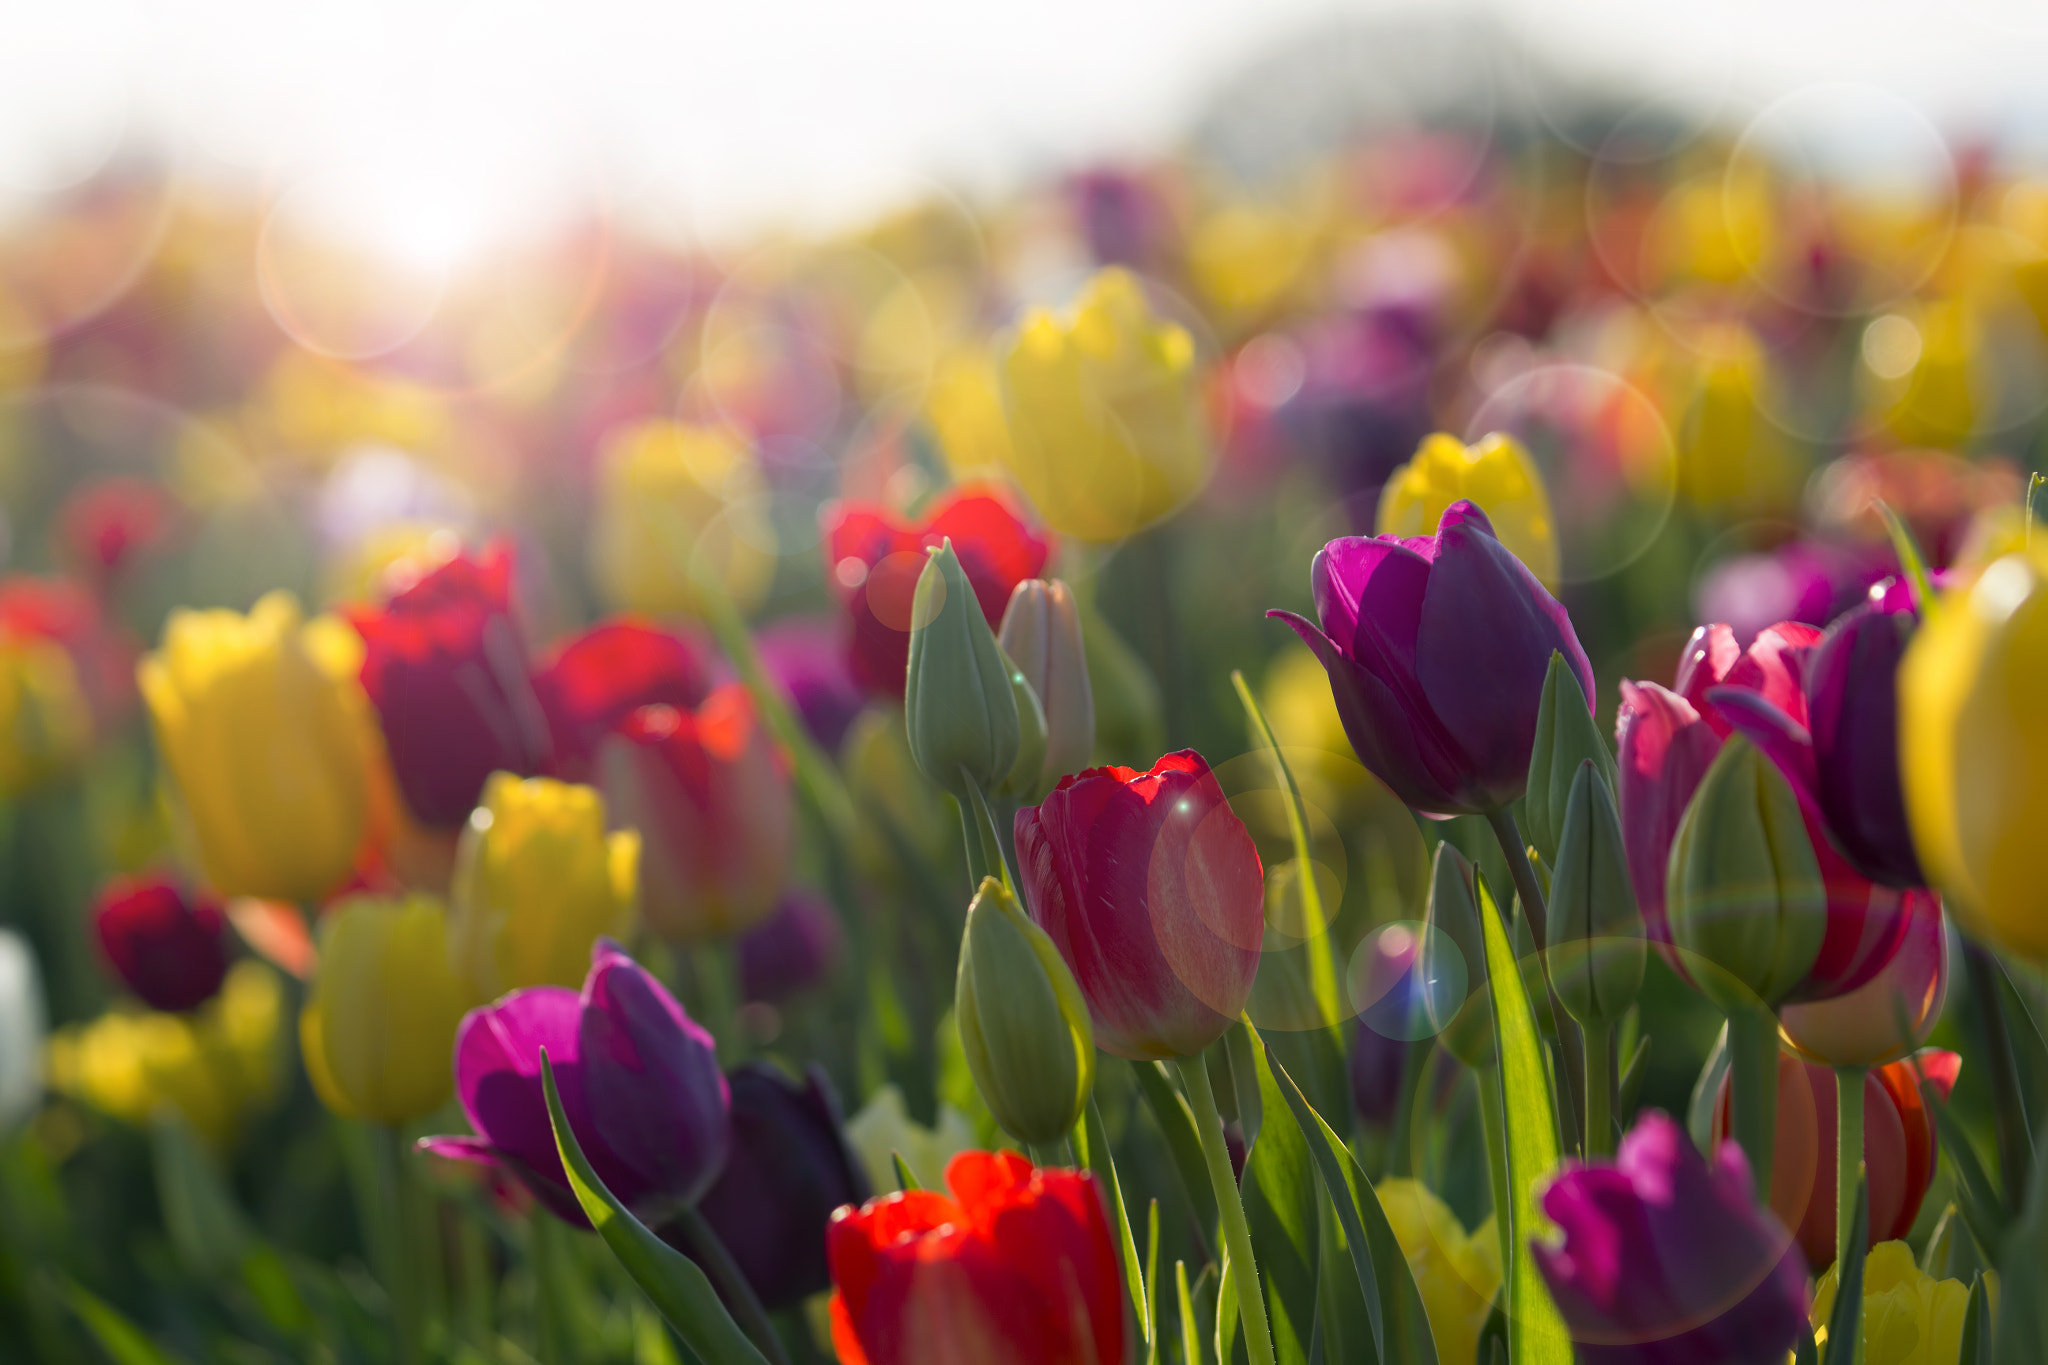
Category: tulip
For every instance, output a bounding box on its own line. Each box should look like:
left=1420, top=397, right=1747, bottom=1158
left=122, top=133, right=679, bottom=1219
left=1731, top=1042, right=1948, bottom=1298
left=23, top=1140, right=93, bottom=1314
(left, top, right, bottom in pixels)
left=997, top=579, right=1095, bottom=795
left=955, top=876, right=1094, bottom=1145
left=693, top=1063, right=868, bottom=1310
left=1377, top=431, right=1563, bottom=591
left=1548, top=761, right=1645, bottom=1037
left=447, top=774, right=640, bottom=999
left=1374, top=1178, right=1502, bottom=1365
left=46, top=961, right=285, bottom=1146
left=0, top=929, right=46, bottom=1133
left=904, top=541, right=1021, bottom=801
left=420, top=941, right=729, bottom=1225
left=1712, top=1050, right=1958, bottom=1270
left=924, top=346, right=1013, bottom=477
left=999, top=266, right=1214, bottom=543
left=1673, top=322, right=1801, bottom=516
left=822, top=484, right=1051, bottom=701
left=58, top=476, right=173, bottom=590
left=300, top=895, right=473, bottom=1124
left=346, top=543, right=551, bottom=830
left=587, top=419, right=775, bottom=620
left=0, top=635, right=91, bottom=796
left=1348, top=926, right=1426, bottom=1126
left=599, top=686, right=793, bottom=943
left=1781, top=893, right=1947, bottom=1070
left=1810, top=1241, right=1997, bottom=1365
left=1532, top=1110, right=1810, bottom=1364
left=140, top=592, right=371, bottom=903
left=1526, top=651, right=1619, bottom=864
left=736, top=889, right=845, bottom=1004
left=1269, top=500, right=1595, bottom=815
left=0, top=573, right=135, bottom=735
left=534, top=619, right=710, bottom=784
left=92, top=875, right=230, bottom=1014
left=827, top=1150, right=1126, bottom=1365
left=754, top=615, right=865, bottom=757
left=1014, top=750, right=1265, bottom=1060
left=1900, top=548, right=2048, bottom=960
left=1805, top=591, right=1922, bottom=888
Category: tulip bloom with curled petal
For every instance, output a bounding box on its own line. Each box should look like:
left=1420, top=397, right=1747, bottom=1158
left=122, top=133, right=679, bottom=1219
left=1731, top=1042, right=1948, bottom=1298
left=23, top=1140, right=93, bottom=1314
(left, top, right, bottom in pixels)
left=534, top=619, right=710, bottom=784
left=1806, top=584, right=1922, bottom=887
left=1015, top=750, right=1265, bottom=1060
left=1377, top=431, right=1563, bottom=591
left=827, top=1150, right=1125, bottom=1365
left=1781, top=890, right=1947, bottom=1070
left=600, top=686, right=793, bottom=943
left=141, top=592, right=370, bottom=903
left=420, top=941, right=729, bottom=1225
left=1270, top=501, right=1595, bottom=815
left=92, top=875, right=229, bottom=1014
left=1533, top=1110, right=1810, bottom=1364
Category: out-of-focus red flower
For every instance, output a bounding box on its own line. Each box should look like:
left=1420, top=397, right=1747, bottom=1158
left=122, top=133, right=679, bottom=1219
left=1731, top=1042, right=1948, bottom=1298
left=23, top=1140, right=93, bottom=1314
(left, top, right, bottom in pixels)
left=0, top=572, right=137, bottom=731
left=92, top=874, right=230, bottom=1013
left=347, top=542, right=551, bottom=829
left=58, top=477, right=176, bottom=589
left=827, top=1150, right=1125, bottom=1365
left=823, top=485, right=1052, bottom=699
left=535, top=619, right=712, bottom=783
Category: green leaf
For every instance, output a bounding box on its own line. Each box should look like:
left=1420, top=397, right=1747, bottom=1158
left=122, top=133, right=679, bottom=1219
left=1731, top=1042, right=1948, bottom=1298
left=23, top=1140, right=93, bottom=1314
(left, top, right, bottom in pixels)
left=1239, top=1020, right=1321, bottom=1365
left=1225, top=1021, right=1264, bottom=1151
left=1921, top=1079, right=2011, bottom=1254
left=1960, top=1273, right=1992, bottom=1365
left=150, top=1112, right=250, bottom=1280
left=1145, top=1199, right=1162, bottom=1365
left=1994, top=1137, right=2048, bottom=1365
left=1618, top=1032, right=1651, bottom=1128
left=1873, top=499, right=1940, bottom=626
left=1134, top=1059, right=1219, bottom=1261
left=1478, top=877, right=1574, bottom=1364
left=61, top=1278, right=184, bottom=1365
left=539, top=1051, right=771, bottom=1365
left=891, top=1152, right=921, bottom=1193
left=1084, top=1092, right=1149, bottom=1344
left=1688, top=1023, right=1732, bottom=1152
left=1178, top=1260, right=1210, bottom=1365
left=1825, top=1173, right=1869, bottom=1365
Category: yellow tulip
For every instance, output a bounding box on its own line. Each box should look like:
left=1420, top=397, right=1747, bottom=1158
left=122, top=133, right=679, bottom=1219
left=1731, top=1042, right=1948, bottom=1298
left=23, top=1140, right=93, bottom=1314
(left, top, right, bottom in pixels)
left=999, top=267, right=1213, bottom=542
left=1375, top=1178, right=1502, bottom=1365
left=1876, top=300, right=1981, bottom=449
left=1377, top=432, right=1562, bottom=591
left=45, top=961, right=286, bottom=1146
left=300, top=894, right=472, bottom=1124
left=925, top=347, right=1013, bottom=477
left=448, top=772, right=639, bottom=998
left=1900, top=548, right=2048, bottom=961
left=1186, top=202, right=1313, bottom=332
left=1811, top=1241, right=1996, bottom=1365
left=0, top=635, right=92, bottom=796
left=139, top=592, right=371, bottom=903
left=1673, top=322, right=1801, bottom=515
left=588, top=419, right=775, bottom=619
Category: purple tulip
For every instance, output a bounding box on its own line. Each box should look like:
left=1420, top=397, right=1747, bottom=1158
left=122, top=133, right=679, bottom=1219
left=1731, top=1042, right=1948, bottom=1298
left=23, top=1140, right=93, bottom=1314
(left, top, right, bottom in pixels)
left=689, top=1063, right=869, bottom=1310
left=1533, top=1110, right=1809, bottom=1365
left=420, top=941, right=729, bottom=1226
left=753, top=615, right=865, bottom=757
left=1269, top=500, right=1595, bottom=815
left=1805, top=584, right=1922, bottom=888
left=736, top=889, right=845, bottom=1005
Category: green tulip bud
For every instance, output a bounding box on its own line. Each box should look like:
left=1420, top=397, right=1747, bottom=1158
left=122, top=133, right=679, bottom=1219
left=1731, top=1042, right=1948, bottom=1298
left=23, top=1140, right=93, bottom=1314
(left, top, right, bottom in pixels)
left=1547, top=759, right=1645, bottom=1029
left=1422, top=842, right=1494, bottom=1069
left=955, top=876, right=1095, bottom=1144
left=905, top=540, right=1020, bottom=799
left=998, top=578, right=1096, bottom=795
left=1525, top=650, right=1617, bottom=863
left=993, top=645, right=1049, bottom=801
left=1666, top=736, right=1825, bottom=1012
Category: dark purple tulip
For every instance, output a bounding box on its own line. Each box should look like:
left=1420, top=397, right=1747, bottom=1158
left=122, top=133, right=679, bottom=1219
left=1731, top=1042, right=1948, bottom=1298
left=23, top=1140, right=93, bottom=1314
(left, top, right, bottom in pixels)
left=92, top=875, right=229, bottom=1013
left=420, top=941, right=729, bottom=1226
left=753, top=615, right=865, bottom=756
left=1533, top=1110, right=1809, bottom=1365
left=689, top=1064, right=868, bottom=1310
left=1806, top=586, right=1923, bottom=888
left=1349, top=926, right=1425, bottom=1126
left=736, top=889, right=845, bottom=1004
left=1269, top=500, right=1595, bottom=815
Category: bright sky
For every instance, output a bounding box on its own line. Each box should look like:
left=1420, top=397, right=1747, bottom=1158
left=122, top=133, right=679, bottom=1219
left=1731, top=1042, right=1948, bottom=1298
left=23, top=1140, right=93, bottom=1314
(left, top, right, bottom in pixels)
left=6, top=0, right=2048, bottom=257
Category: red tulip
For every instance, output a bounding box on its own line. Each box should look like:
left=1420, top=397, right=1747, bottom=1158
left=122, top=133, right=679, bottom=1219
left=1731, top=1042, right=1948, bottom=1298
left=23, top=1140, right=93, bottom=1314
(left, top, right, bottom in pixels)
left=535, top=618, right=712, bottom=783
left=58, top=476, right=175, bottom=589
left=823, top=484, right=1052, bottom=699
left=1015, top=750, right=1264, bottom=1060
left=599, top=685, right=793, bottom=943
left=827, top=1150, right=1125, bottom=1365
left=92, top=874, right=230, bottom=1013
left=0, top=572, right=137, bottom=732
left=1713, top=1049, right=1958, bottom=1269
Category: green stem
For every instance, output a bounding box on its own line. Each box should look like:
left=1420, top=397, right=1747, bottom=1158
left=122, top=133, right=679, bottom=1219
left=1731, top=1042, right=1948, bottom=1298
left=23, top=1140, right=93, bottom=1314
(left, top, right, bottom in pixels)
left=1028, top=1139, right=1069, bottom=1168
left=1476, top=1064, right=1513, bottom=1280
left=959, top=797, right=991, bottom=889
left=1962, top=941, right=2034, bottom=1213
left=1727, top=1005, right=1780, bottom=1205
left=455, top=1203, right=494, bottom=1346
left=1836, top=1065, right=1866, bottom=1270
left=372, top=1125, right=425, bottom=1365
left=531, top=1213, right=574, bottom=1365
left=1176, top=1053, right=1276, bottom=1365
left=671, top=1206, right=792, bottom=1365
left=961, top=778, right=1014, bottom=893
left=1481, top=806, right=1587, bottom=1156
left=1583, top=1022, right=1614, bottom=1159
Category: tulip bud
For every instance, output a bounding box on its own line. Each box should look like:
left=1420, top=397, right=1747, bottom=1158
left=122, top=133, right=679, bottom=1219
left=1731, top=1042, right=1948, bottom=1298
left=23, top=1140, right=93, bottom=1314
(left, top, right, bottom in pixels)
left=904, top=540, right=1019, bottom=799
left=1422, top=843, right=1494, bottom=1068
left=1546, top=761, right=1645, bottom=1031
left=955, top=876, right=1095, bottom=1144
left=1525, top=651, right=1617, bottom=863
left=998, top=579, right=1096, bottom=793
left=993, top=648, right=1049, bottom=801
left=1666, top=737, right=1826, bottom=1011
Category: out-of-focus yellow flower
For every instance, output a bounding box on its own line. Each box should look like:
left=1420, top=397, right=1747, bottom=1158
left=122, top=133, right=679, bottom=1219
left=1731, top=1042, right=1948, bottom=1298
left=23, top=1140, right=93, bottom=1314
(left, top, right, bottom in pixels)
left=840, top=707, right=952, bottom=887
left=448, top=773, right=639, bottom=999
left=925, top=347, right=1012, bottom=477
left=1647, top=167, right=1775, bottom=288
left=322, top=523, right=464, bottom=606
left=843, top=1083, right=977, bottom=1194
left=0, top=282, right=46, bottom=394
left=1673, top=323, right=1800, bottom=515
left=999, top=267, right=1212, bottom=542
left=1953, top=502, right=2029, bottom=572
left=1262, top=643, right=1371, bottom=821
left=1187, top=202, right=1313, bottom=331
left=0, top=635, right=91, bottom=796
left=1811, top=1241, right=1995, bottom=1365
left=1900, top=547, right=2048, bottom=962
left=1377, top=432, right=1562, bottom=590
left=140, top=593, right=371, bottom=904
left=588, top=420, right=775, bottom=619
left=1872, top=301, right=1981, bottom=449
left=1375, top=1178, right=1502, bottom=1365
left=45, top=961, right=286, bottom=1146
left=300, top=894, right=472, bottom=1123
left=255, top=351, right=451, bottom=464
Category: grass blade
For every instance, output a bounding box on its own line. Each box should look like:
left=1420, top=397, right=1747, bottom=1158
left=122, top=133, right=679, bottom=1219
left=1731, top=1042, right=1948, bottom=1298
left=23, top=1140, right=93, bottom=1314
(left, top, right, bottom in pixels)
left=1084, top=1092, right=1149, bottom=1344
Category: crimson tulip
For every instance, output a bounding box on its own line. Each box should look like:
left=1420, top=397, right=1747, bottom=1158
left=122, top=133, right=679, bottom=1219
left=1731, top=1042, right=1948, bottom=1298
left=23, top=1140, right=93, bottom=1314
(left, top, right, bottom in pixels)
left=827, top=1150, right=1125, bottom=1365
left=822, top=484, right=1052, bottom=699
left=535, top=618, right=711, bottom=783
left=92, top=875, right=229, bottom=1013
